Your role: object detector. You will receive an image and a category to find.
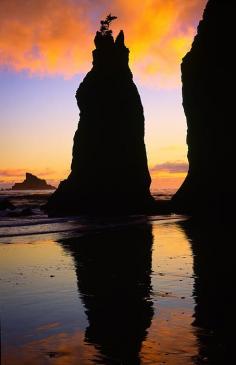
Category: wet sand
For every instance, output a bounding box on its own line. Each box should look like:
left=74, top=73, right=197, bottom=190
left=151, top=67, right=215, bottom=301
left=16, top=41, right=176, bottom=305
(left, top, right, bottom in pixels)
left=0, top=216, right=234, bottom=364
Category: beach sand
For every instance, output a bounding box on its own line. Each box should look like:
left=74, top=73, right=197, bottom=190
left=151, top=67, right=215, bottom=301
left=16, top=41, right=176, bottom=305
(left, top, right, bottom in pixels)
left=1, top=212, right=197, bottom=365
left=1, top=191, right=234, bottom=364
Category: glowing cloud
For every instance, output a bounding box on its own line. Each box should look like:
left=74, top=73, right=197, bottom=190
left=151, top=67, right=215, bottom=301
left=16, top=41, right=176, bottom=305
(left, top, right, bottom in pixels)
left=0, top=0, right=207, bottom=86
left=150, top=161, right=188, bottom=174
left=149, top=160, right=188, bottom=190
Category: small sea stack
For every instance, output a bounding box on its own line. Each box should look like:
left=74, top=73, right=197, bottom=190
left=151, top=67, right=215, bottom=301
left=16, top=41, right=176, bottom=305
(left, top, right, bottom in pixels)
left=12, top=173, right=55, bottom=190
left=171, top=0, right=234, bottom=219
left=46, top=16, right=154, bottom=216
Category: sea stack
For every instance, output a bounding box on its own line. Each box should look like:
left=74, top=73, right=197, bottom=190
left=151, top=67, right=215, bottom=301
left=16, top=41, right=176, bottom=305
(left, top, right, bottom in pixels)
left=172, top=0, right=233, bottom=219
left=12, top=173, right=55, bottom=190
left=46, top=16, right=153, bottom=216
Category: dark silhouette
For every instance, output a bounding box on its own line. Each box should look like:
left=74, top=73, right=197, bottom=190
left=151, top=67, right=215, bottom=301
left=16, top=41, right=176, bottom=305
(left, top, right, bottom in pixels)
left=180, top=220, right=235, bottom=364
left=12, top=172, right=55, bottom=190
left=58, top=223, right=154, bottom=364
left=100, top=14, right=117, bottom=36
left=46, top=17, right=154, bottom=216
left=172, top=0, right=234, bottom=219
left=0, top=198, right=15, bottom=210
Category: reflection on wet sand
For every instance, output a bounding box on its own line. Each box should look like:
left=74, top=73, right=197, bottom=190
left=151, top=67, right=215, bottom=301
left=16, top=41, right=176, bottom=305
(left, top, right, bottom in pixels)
left=5, top=329, right=100, bottom=365
left=59, top=223, right=154, bottom=365
left=2, top=218, right=234, bottom=364
left=181, top=221, right=235, bottom=364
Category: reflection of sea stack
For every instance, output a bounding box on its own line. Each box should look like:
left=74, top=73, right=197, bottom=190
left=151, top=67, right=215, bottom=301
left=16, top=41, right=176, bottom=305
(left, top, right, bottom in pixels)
left=181, top=221, right=235, bottom=363
left=59, top=224, right=154, bottom=364
left=172, top=1, right=234, bottom=218
left=47, top=17, right=153, bottom=216
left=12, top=172, right=55, bottom=190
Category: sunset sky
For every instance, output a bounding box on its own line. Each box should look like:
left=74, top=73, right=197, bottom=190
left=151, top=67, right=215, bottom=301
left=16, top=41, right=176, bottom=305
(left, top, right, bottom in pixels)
left=0, top=0, right=207, bottom=190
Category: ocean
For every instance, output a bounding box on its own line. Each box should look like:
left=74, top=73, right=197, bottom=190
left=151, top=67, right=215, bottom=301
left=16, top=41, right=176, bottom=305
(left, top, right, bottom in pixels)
left=0, top=189, right=175, bottom=238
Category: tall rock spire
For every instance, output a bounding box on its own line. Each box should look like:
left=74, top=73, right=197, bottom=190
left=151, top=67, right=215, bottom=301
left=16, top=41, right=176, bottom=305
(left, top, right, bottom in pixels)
left=172, top=0, right=234, bottom=219
left=46, top=17, right=153, bottom=216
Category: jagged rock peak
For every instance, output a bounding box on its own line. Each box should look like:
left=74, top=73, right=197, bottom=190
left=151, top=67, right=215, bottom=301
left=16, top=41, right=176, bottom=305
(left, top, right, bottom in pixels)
left=94, top=30, right=126, bottom=49
left=115, top=30, right=125, bottom=47
left=92, top=15, right=129, bottom=70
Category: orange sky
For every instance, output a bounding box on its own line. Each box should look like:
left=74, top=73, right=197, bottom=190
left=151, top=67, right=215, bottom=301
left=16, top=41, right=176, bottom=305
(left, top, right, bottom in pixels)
left=0, top=0, right=207, bottom=190
left=0, top=0, right=206, bottom=85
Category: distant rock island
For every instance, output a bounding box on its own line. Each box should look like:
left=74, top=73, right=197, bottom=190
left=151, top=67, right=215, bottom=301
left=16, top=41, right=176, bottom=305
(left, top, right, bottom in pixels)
left=46, top=15, right=154, bottom=216
left=12, top=173, right=56, bottom=190
left=172, top=0, right=232, bottom=219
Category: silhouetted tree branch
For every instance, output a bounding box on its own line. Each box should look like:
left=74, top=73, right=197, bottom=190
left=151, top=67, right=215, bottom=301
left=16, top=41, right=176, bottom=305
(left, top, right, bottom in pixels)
left=100, top=14, right=117, bottom=36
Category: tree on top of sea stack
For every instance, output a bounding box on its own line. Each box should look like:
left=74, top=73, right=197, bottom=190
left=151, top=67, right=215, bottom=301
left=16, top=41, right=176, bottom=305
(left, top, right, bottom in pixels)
left=46, top=16, right=154, bottom=216
left=100, top=14, right=117, bottom=36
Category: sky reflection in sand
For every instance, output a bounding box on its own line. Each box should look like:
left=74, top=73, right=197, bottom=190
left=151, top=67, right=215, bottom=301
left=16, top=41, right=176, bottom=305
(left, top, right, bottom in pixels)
left=1, top=217, right=202, bottom=364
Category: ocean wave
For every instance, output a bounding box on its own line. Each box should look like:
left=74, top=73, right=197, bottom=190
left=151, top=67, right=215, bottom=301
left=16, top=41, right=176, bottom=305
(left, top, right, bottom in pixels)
left=0, top=190, right=180, bottom=239
left=0, top=214, right=184, bottom=239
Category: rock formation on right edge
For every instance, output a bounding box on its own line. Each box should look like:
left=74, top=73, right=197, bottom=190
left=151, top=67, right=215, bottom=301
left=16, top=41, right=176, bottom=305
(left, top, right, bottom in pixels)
left=172, top=0, right=234, bottom=219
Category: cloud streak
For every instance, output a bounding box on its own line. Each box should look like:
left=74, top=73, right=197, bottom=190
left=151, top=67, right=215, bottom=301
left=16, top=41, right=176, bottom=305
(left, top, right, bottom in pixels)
left=0, top=168, right=55, bottom=178
left=150, top=161, right=188, bottom=174
left=0, top=0, right=207, bottom=86
left=150, top=160, right=188, bottom=189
